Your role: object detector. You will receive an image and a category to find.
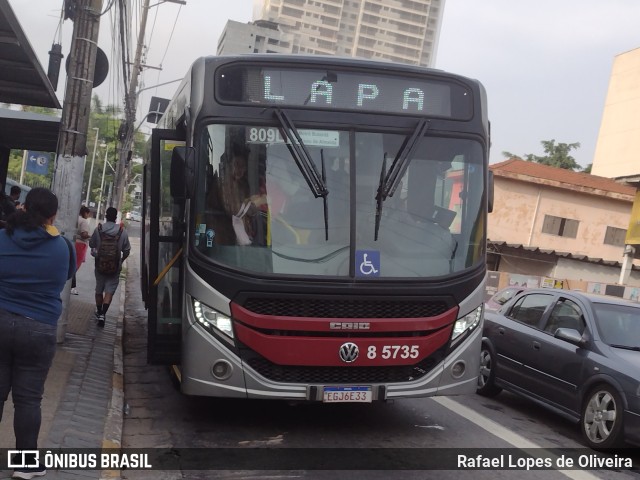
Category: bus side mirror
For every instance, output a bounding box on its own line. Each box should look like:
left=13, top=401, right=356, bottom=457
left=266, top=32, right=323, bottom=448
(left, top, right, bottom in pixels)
left=488, top=170, right=494, bottom=213
left=170, top=146, right=195, bottom=200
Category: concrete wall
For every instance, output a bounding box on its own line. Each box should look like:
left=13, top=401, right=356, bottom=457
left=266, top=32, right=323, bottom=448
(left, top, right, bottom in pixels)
left=486, top=270, right=640, bottom=303
left=492, top=253, right=556, bottom=278
left=592, top=47, right=640, bottom=179
left=554, top=257, right=640, bottom=287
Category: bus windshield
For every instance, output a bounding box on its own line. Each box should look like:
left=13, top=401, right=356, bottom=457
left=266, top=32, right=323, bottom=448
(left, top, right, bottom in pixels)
left=193, top=123, right=485, bottom=278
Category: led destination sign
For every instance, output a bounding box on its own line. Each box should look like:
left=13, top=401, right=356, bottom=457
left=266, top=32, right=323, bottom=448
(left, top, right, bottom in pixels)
left=216, top=65, right=473, bottom=119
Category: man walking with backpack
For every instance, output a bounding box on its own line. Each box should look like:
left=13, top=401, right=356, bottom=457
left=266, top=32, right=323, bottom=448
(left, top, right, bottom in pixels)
left=89, top=207, right=130, bottom=327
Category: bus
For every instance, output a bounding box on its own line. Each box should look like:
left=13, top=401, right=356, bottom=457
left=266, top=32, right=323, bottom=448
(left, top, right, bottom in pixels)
left=142, top=55, right=492, bottom=402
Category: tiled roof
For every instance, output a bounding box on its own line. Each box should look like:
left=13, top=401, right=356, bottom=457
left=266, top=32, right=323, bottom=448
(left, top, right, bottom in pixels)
left=490, top=158, right=636, bottom=199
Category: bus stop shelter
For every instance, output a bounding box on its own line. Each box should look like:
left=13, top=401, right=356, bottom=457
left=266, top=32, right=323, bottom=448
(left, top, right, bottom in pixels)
left=0, top=0, right=61, bottom=188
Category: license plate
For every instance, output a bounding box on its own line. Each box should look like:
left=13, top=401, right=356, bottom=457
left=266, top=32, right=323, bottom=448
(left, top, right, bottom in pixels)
left=322, top=386, right=372, bottom=403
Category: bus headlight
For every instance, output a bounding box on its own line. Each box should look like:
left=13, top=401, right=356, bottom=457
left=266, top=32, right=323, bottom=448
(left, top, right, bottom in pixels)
left=192, top=299, right=234, bottom=339
left=452, top=305, right=482, bottom=342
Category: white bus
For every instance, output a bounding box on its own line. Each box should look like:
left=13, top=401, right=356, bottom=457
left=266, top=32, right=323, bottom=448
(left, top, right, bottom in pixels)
left=142, top=55, right=492, bottom=403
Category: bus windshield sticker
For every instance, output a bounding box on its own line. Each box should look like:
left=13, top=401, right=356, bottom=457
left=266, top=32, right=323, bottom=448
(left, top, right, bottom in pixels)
left=356, top=250, right=380, bottom=277
left=247, top=127, right=340, bottom=147
left=205, top=229, right=215, bottom=247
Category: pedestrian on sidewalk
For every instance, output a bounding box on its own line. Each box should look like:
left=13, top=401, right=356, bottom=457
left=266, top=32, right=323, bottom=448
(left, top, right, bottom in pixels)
left=70, top=205, right=91, bottom=295
left=89, top=206, right=130, bottom=328
left=0, top=187, right=75, bottom=479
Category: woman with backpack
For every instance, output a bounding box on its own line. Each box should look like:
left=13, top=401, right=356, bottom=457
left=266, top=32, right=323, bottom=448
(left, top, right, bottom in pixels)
left=89, top=207, right=130, bottom=327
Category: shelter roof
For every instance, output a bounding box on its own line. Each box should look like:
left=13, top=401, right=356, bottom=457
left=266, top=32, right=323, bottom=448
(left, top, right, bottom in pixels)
left=0, top=108, right=60, bottom=152
left=0, top=0, right=61, bottom=109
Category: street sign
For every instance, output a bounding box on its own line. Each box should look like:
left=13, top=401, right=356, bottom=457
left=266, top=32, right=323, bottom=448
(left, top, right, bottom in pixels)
left=25, top=151, right=51, bottom=175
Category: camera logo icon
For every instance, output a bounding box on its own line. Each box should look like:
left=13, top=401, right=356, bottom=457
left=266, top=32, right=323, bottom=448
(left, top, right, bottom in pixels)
left=7, top=450, right=40, bottom=468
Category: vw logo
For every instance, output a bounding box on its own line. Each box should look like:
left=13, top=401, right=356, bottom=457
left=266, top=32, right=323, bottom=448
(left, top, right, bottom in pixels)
left=339, top=342, right=359, bottom=363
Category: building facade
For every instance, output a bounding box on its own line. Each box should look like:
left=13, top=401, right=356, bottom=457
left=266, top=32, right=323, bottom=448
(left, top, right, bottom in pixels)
left=217, top=20, right=294, bottom=56
left=591, top=47, right=640, bottom=250
left=488, top=159, right=640, bottom=287
left=592, top=47, right=640, bottom=182
left=254, top=0, right=445, bottom=67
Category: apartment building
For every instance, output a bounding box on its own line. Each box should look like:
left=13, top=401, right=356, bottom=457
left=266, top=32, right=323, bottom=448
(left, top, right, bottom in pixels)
left=217, top=20, right=294, bottom=55
left=254, top=0, right=445, bottom=67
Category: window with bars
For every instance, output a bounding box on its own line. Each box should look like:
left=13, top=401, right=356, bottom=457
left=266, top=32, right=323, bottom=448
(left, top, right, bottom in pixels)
left=604, top=226, right=627, bottom=246
left=542, top=214, right=579, bottom=238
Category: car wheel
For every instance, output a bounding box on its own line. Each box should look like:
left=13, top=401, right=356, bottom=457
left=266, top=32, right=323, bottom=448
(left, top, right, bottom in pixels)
left=477, top=342, right=502, bottom=397
left=581, top=385, right=624, bottom=449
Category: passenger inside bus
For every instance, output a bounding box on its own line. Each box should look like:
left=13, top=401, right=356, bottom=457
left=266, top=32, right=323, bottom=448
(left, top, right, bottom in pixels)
left=211, top=144, right=264, bottom=246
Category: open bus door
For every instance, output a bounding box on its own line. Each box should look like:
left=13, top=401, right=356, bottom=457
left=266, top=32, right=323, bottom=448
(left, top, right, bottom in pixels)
left=144, top=128, right=186, bottom=364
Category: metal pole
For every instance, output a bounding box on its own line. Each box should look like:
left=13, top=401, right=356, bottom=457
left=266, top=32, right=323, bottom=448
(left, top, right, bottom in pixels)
left=96, top=144, right=109, bottom=221
left=85, top=127, right=99, bottom=205
left=19, top=150, right=27, bottom=184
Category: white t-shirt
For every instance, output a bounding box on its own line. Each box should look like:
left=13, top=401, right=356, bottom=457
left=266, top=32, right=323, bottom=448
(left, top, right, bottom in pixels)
left=77, top=215, right=91, bottom=245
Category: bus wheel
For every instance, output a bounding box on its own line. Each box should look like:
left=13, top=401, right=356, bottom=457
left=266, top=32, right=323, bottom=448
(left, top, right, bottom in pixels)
left=581, top=385, right=624, bottom=449
left=476, top=342, right=502, bottom=397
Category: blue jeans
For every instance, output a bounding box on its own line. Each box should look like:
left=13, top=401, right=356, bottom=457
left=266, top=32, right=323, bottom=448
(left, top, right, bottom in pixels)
left=0, top=308, right=56, bottom=450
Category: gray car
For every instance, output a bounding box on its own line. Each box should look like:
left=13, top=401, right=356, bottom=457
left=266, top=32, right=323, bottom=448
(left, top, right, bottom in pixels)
left=485, top=286, right=527, bottom=312
left=477, top=288, right=640, bottom=449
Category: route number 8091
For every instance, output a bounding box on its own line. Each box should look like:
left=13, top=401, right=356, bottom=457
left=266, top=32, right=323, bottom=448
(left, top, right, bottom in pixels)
left=367, top=345, right=419, bottom=360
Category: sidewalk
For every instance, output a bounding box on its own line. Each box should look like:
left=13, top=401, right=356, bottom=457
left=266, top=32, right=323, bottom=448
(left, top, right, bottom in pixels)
left=0, top=240, right=131, bottom=479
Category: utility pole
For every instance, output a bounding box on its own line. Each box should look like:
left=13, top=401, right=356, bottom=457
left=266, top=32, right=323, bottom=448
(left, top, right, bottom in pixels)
left=114, top=0, right=150, bottom=212
left=52, top=0, right=104, bottom=343
left=113, top=0, right=185, bottom=211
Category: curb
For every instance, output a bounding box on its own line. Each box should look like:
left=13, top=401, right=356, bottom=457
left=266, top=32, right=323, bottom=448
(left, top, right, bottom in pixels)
left=100, top=260, right=127, bottom=479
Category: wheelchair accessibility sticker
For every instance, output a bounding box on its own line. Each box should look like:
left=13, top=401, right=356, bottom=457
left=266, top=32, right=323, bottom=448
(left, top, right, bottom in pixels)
left=356, top=250, right=380, bottom=277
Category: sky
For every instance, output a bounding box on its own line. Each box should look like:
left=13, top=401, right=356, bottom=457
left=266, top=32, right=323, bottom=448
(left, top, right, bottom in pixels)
left=9, top=0, right=640, bottom=168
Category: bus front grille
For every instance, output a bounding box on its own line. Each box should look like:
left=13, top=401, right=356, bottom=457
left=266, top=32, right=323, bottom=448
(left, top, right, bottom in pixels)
left=242, top=297, right=448, bottom=319
left=244, top=349, right=445, bottom=384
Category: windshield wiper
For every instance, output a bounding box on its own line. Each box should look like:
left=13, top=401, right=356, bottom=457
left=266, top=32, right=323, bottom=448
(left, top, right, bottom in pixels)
left=374, top=119, right=429, bottom=240
left=274, top=108, right=329, bottom=240
left=610, top=344, right=640, bottom=351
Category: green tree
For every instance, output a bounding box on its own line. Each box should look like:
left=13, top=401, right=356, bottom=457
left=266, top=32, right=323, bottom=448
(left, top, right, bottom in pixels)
left=502, top=140, right=581, bottom=170
left=502, top=151, right=522, bottom=160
